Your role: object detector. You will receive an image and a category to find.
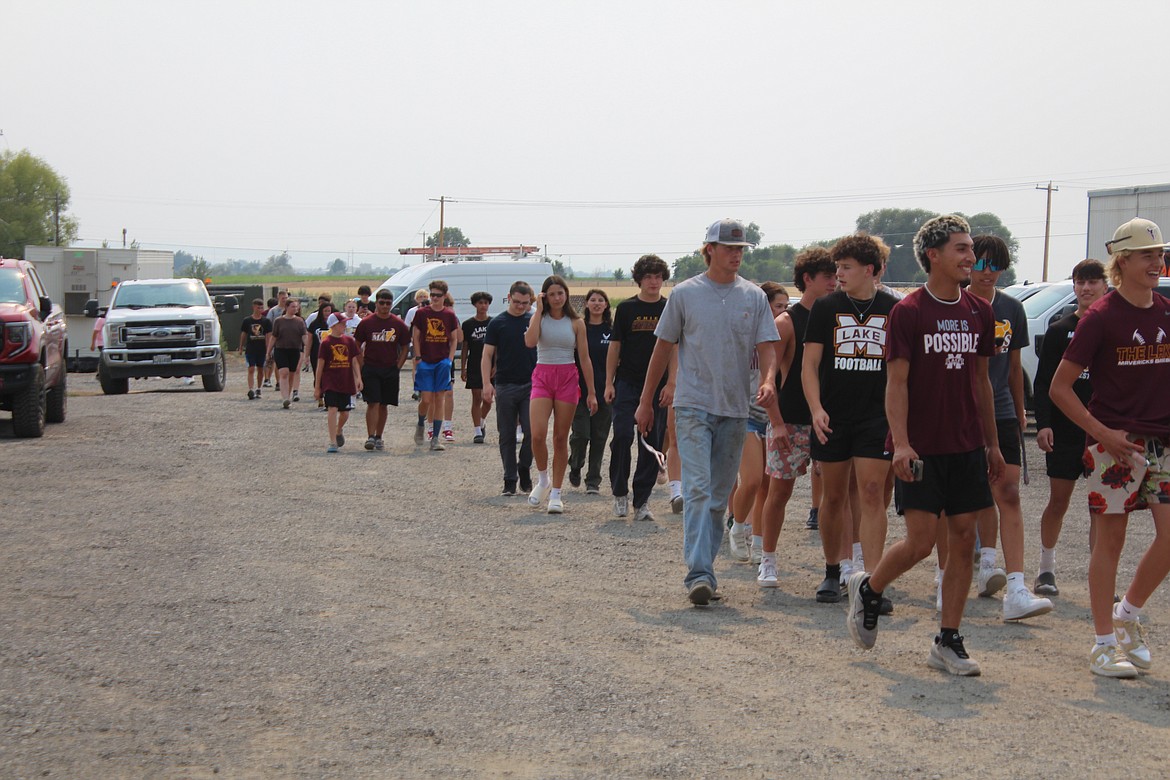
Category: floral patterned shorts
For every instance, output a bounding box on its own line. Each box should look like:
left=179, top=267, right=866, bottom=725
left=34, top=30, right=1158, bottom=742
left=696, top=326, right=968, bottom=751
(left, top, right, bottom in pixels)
left=765, top=423, right=812, bottom=481
left=1083, top=435, right=1170, bottom=514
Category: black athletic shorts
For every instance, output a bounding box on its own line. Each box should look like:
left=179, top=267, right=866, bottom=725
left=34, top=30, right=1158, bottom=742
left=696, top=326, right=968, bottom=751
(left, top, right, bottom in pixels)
left=323, top=390, right=353, bottom=411
left=809, top=416, right=891, bottom=463
left=1046, top=445, right=1085, bottom=481
left=361, top=365, right=400, bottom=406
left=996, top=418, right=1022, bottom=468
left=273, top=347, right=301, bottom=371
left=897, top=448, right=994, bottom=517
left=464, top=368, right=484, bottom=391
left=245, top=347, right=267, bottom=368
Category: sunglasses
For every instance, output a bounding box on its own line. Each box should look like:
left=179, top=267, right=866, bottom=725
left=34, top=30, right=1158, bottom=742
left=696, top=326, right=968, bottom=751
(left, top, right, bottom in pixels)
left=973, top=257, right=1008, bottom=273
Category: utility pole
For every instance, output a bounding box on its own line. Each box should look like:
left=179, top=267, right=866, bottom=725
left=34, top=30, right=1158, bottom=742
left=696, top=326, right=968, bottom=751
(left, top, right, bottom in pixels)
left=1036, top=181, right=1058, bottom=281
left=54, top=192, right=60, bottom=246
left=428, top=196, right=457, bottom=261
left=122, top=228, right=127, bottom=248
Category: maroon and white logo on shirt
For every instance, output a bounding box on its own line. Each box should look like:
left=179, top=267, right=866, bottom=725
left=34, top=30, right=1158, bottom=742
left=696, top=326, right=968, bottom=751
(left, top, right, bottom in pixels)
left=832, top=314, right=888, bottom=371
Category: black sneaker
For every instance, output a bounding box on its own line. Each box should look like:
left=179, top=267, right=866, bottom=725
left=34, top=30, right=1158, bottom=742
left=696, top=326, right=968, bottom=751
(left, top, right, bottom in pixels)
left=569, top=468, right=581, bottom=488
left=247, top=389, right=256, bottom=400
left=473, top=432, right=485, bottom=444
left=519, top=469, right=533, bottom=494
left=1034, top=571, right=1059, bottom=596
left=336, top=433, right=344, bottom=448
left=805, top=508, right=819, bottom=530
left=687, top=580, right=713, bottom=606
left=364, top=437, right=376, bottom=451
left=501, top=482, right=518, bottom=497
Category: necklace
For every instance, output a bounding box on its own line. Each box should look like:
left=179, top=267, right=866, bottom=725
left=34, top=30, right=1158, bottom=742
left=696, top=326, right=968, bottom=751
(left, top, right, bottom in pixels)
left=847, top=294, right=876, bottom=319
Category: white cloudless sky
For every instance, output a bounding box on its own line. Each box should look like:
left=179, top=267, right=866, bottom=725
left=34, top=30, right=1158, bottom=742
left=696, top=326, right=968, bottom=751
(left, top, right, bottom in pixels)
left=6, top=0, right=1169, bottom=282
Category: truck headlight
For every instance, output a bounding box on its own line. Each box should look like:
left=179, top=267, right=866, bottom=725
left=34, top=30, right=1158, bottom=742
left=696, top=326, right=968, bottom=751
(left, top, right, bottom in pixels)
left=106, top=323, right=124, bottom=347
left=198, top=319, right=217, bottom=345
left=5, top=322, right=31, bottom=354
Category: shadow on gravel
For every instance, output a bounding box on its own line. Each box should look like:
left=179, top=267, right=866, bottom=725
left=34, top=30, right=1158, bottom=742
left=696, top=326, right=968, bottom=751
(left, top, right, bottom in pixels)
left=853, top=660, right=1007, bottom=719
left=596, top=520, right=665, bottom=539
left=1068, top=677, right=1170, bottom=727
left=628, top=605, right=767, bottom=636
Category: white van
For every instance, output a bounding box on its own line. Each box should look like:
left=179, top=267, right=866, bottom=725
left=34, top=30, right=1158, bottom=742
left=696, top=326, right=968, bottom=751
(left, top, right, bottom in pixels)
left=376, top=259, right=554, bottom=322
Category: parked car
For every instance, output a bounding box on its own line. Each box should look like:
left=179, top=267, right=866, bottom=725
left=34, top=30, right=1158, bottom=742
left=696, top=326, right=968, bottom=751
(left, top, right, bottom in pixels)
left=0, top=258, right=68, bottom=437
left=1006, top=278, right=1170, bottom=406
left=87, top=278, right=227, bottom=394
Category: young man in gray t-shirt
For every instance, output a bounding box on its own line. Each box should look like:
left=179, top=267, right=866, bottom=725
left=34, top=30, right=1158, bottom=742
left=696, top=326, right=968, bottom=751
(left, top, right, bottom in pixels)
left=636, top=219, right=782, bottom=606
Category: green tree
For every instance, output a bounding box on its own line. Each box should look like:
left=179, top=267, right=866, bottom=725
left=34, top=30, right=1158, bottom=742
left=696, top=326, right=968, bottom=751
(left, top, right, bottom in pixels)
left=613, top=268, right=625, bottom=281
left=327, top=258, right=347, bottom=275
left=261, top=251, right=295, bottom=276
left=426, top=226, right=471, bottom=248
left=183, top=257, right=211, bottom=280
left=173, top=250, right=196, bottom=275
left=551, top=259, right=574, bottom=279
left=960, top=211, right=1019, bottom=285
left=0, top=149, right=79, bottom=256
left=672, top=251, right=704, bottom=281
left=855, top=208, right=936, bottom=283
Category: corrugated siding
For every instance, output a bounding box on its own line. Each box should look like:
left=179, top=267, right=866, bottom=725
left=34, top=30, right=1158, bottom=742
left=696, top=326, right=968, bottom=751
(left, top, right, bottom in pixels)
left=1087, top=188, right=1170, bottom=258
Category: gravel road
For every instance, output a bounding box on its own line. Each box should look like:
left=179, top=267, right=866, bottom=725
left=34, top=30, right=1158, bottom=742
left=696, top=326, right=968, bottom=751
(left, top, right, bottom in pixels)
left=1, top=357, right=1167, bottom=778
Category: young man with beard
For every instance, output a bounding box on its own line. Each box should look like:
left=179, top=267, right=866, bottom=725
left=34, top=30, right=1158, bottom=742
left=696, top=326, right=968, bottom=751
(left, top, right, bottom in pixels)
left=355, top=289, right=410, bottom=450
left=846, top=214, right=1003, bottom=676
left=1031, top=259, right=1108, bottom=595
left=802, top=234, right=898, bottom=608
left=968, top=235, right=1053, bottom=622
left=481, top=283, right=538, bottom=496
left=754, top=248, right=836, bottom=587
left=636, top=219, right=780, bottom=606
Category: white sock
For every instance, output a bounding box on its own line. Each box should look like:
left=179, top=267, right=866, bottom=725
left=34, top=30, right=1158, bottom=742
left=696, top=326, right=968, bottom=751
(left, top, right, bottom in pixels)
left=442, top=419, right=453, bottom=431
left=731, top=520, right=747, bottom=533
left=980, top=547, right=997, bottom=569
left=1096, top=633, right=1118, bottom=647
left=1115, top=597, right=1141, bottom=622
left=475, top=425, right=483, bottom=436
left=751, top=534, right=763, bottom=549
left=537, top=470, right=550, bottom=488
left=1006, top=572, right=1026, bottom=594
left=839, top=558, right=853, bottom=577
left=761, top=552, right=776, bottom=566
left=669, top=480, right=683, bottom=499
left=549, top=487, right=561, bottom=502
left=1039, top=546, right=1056, bottom=574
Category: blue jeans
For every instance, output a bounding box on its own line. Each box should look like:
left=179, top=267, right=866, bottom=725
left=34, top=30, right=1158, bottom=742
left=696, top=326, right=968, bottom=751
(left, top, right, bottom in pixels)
left=675, top=406, right=747, bottom=591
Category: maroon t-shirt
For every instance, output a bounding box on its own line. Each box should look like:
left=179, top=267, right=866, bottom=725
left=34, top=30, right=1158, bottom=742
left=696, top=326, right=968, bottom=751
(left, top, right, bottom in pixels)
left=355, top=313, right=409, bottom=369
left=412, top=307, right=460, bottom=363
left=886, top=287, right=995, bottom=456
left=318, top=334, right=359, bottom=394
left=1062, top=291, right=1170, bottom=441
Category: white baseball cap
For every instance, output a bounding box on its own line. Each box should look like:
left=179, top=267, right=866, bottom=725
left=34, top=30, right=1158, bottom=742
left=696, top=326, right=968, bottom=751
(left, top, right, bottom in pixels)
left=1106, top=217, right=1169, bottom=255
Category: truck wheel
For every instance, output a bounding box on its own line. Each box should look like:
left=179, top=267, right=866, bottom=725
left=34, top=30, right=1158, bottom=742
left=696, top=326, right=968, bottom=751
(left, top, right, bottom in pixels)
left=203, top=353, right=226, bottom=392
left=12, top=364, right=46, bottom=438
left=46, top=367, right=67, bottom=423
left=98, top=364, right=129, bottom=395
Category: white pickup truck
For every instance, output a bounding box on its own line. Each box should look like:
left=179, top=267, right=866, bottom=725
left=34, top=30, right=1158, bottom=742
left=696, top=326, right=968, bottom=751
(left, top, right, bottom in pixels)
left=88, top=278, right=228, bottom=394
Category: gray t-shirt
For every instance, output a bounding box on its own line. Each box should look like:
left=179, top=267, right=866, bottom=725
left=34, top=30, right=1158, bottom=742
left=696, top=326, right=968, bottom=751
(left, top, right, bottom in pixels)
left=654, top=274, right=780, bottom=418
left=988, top=290, right=1028, bottom=420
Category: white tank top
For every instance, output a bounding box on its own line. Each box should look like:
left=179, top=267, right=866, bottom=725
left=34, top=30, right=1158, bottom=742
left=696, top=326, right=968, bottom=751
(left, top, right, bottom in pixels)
left=537, top=314, right=577, bottom=365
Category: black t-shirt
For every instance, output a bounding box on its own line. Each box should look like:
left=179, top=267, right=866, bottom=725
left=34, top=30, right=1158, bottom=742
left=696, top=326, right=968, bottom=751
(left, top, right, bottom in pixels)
left=308, top=320, right=331, bottom=366
left=240, top=316, right=271, bottom=355
left=804, top=290, right=898, bottom=423
left=462, top=316, right=491, bottom=379
left=484, top=310, right=536, bottom=385
left=1033, top=311, right=1092, bottom=446
left=577, top=320, right=611, bottom=398
left=779, top=302, right=812, bottom=425
left=611, top=296, right=667, bottom=387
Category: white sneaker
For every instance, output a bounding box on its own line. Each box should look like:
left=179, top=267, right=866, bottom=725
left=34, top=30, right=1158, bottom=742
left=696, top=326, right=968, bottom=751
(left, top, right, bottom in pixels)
left=1114, top=616, right=1152, bottom=670
left=633, top=504, right=654, bottom=522
left=528, top=482, right=550, bottom=507
left=750, top=538, right=763, bottom=565
left=1002, top=588, right=1054, bottom=622
left=613, top=496, right=629, bottom=517
left=757, top=559, right=778, bottom=588
left=1090, top=643, right=1138, bottom=678
left=728, top=522, right=750, bottom=562
left=547, top=497, right=564, bottom=514
left=936, top=576, right=943, bottom=613
left=977, top=565, right=1007, bottom=597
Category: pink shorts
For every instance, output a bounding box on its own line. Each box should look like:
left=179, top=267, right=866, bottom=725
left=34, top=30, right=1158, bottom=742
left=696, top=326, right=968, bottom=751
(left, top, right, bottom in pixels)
left=530, top=363, right=581, bottom=404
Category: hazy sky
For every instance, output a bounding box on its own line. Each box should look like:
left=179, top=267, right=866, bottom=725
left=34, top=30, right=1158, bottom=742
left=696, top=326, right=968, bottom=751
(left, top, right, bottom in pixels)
left=6, top=1, right=1169, bottom=282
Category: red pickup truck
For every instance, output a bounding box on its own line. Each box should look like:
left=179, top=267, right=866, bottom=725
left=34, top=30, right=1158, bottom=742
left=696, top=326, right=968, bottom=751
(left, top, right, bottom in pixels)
left=0, top=258, right=67, bottom=437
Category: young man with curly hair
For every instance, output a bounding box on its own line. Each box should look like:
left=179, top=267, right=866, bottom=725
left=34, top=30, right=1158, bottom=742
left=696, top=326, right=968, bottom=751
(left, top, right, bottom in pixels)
left=802, top=234, right=898, bottom=607
left=1051, top=218, right=1170, bottom=678
left=846, top=214, right=1003, bottom=676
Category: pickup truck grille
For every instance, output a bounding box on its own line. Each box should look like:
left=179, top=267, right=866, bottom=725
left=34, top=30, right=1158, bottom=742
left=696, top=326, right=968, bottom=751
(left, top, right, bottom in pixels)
left=120, top=322, right=203, bottom=349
